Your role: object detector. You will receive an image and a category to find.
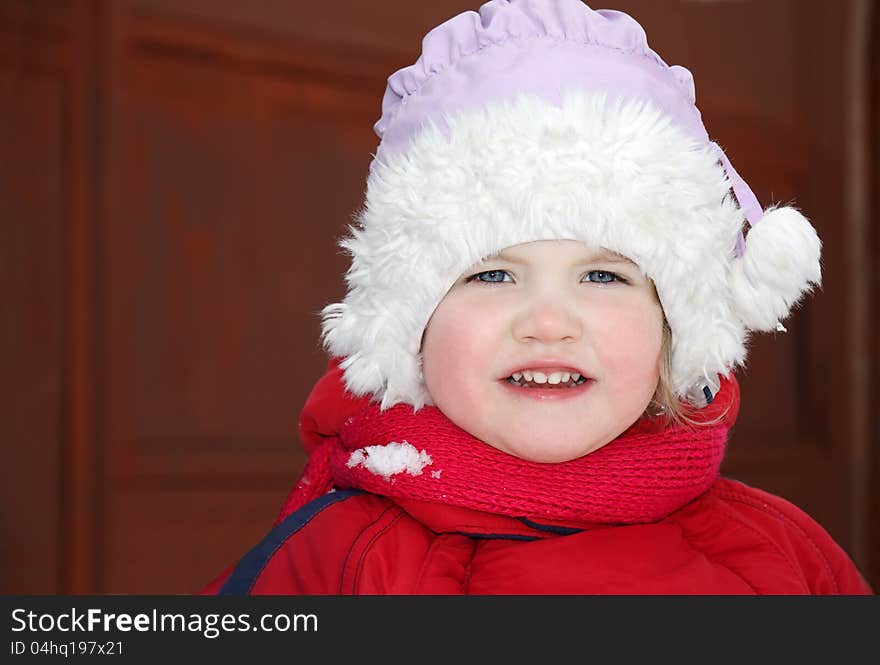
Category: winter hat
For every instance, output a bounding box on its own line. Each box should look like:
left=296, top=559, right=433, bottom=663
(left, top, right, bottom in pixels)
left=321, top=0, right=822, bottom=410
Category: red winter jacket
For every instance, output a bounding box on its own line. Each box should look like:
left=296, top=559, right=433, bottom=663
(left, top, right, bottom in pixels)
left=201, top=477, right=871, bottom=594
left=201, top=361, right=873, bottom=595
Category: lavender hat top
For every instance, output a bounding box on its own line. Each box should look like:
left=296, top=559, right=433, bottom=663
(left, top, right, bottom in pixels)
left=322, top=0, right=822, bottom=410
left=371, top=0, right=764, bottom=237
left=374, top=0, right=706, bottom=157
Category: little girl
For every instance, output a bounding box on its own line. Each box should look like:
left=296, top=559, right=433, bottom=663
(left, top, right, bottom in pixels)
left=203, top=0, right=872, bottom=594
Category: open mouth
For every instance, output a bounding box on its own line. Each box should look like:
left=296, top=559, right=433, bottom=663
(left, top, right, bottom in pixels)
left=505, top=370, right=590, bottom=389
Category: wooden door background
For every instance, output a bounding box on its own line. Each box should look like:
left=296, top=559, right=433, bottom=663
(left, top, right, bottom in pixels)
left=2, top=0, right=877, bottom=594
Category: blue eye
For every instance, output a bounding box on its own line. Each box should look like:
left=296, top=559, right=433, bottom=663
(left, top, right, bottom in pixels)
left=583, top=270, right=621, bottom=284
left=466, top=270, right=512, bottom=284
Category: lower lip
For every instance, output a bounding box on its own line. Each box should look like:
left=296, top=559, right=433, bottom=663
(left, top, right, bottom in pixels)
left=499, top=378, right=595, bottom=401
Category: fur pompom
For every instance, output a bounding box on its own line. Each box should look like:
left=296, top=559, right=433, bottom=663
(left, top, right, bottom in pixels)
left=729, top=205, right=822, bottom=332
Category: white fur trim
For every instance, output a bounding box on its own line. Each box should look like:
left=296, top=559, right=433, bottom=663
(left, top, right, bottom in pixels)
left=322, top=90, right=821, bottom=408
left=729, top=205, right=822, bottom=331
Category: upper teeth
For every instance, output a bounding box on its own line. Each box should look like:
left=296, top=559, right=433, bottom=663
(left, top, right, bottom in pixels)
left=511, top=370, right=582, bottom=384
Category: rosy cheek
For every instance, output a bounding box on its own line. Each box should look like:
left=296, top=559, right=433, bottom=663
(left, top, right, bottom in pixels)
left=594, top=301, right=663, bottom=376
left=424, top=299, right=495, bottom=396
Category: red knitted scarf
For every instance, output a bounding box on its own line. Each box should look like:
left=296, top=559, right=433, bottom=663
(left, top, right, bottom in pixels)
left=276, top=359, right=739, bottom=526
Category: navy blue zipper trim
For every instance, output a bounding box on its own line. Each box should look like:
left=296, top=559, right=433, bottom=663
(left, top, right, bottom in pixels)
left=218, top=489, right=364, bottom=595
left=454, top=531, right=540, bottom=542
left=518, top=517, right=585, bottom=536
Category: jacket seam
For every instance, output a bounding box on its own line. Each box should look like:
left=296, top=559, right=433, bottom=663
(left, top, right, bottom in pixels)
left=722, top=565, right=759, bottom=594
left=339, top=504, right=398, bottom=594
left=413, top=534, right=471, bottom=594
left=413, top=537, right=444, bottom=594
left=463, top=540, right=477, bottom=595
left=675, top=528, right=759, bottom=594
left=351, top=509, right=406, bottom=594
left=713, top=486, right=840, bottom=593
left=706, top=492, right=810, bottom=593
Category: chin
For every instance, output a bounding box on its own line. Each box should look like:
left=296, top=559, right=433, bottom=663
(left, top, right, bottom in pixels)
left=499, top=437, right=611, bottom=464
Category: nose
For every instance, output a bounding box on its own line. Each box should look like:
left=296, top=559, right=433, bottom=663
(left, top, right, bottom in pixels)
left=511, top=298, right=582, bottom=344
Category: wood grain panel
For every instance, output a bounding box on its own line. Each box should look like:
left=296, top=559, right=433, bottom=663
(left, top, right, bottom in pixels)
left=105, top=485, right=286, bottom=593
left=101, top=10, right=400, bottom=591
left=869, top=0, right=880, bottom=591
left=0, top=5, right=70, bottom=594
left=107, top=20, right=380, bottom=479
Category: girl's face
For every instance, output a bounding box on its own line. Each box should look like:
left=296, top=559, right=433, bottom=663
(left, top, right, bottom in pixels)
left=421, top=240, right=664, bottom=463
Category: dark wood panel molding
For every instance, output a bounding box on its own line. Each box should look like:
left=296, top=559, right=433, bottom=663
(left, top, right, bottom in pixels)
left=129, top=9, right=401, bottom=92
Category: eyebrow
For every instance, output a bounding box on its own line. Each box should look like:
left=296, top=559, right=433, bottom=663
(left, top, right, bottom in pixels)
left=487, top=249, right=636, bottom=266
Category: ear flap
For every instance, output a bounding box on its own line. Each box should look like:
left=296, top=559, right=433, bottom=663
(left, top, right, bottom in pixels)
left=729, top=205, right=822, bottom=332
